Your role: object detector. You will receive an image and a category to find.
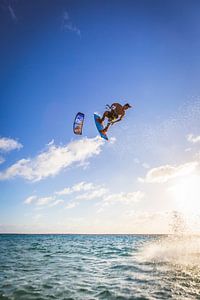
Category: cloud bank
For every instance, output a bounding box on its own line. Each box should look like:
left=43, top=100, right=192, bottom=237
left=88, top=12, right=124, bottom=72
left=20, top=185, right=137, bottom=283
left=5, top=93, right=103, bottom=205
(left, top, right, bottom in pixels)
left=24, top=180, right=143, bottom=213
left=0, top=137, right=104, bottom=181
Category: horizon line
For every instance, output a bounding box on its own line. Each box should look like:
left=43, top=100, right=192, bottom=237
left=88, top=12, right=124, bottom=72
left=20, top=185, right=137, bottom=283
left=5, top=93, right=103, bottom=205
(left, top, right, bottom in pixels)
left=0, top=232, right=182, bottom=235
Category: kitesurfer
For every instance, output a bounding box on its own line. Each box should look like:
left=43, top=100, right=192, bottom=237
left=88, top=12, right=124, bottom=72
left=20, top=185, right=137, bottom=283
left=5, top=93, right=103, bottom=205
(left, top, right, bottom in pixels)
left=98, top=102, right=132, bottom=134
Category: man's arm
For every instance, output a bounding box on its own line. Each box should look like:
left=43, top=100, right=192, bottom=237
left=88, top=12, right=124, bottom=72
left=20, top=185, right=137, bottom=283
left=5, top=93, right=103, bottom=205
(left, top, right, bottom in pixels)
left=111, top=114, right=124, bottom=124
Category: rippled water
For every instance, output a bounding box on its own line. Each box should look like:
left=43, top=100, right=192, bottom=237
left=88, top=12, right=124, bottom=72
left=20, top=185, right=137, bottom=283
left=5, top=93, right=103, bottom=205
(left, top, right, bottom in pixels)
left=0, top=234, right=200, bottom=299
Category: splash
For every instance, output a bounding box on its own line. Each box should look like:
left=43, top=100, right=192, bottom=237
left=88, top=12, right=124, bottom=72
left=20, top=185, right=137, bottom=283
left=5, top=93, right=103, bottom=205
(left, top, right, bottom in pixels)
left=169, top=211, right=188, bottom=234
left=137, top=235, right=200, bottom=266
left=136, top=211, right=200, bottom=266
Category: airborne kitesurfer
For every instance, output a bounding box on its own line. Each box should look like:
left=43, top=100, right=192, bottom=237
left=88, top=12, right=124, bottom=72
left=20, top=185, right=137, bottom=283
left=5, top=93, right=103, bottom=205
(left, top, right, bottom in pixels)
left=98, top=102, right=132, bottom=134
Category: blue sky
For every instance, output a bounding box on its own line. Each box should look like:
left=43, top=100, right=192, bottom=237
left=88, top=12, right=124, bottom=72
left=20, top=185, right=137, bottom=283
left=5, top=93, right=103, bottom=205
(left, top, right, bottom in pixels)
left=0, top=0, right=200, bottom=233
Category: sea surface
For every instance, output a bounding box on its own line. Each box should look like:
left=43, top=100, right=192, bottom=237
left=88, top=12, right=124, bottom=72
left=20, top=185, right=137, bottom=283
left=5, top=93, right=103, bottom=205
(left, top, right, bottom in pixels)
left=0, top=234, right=200, bottom=300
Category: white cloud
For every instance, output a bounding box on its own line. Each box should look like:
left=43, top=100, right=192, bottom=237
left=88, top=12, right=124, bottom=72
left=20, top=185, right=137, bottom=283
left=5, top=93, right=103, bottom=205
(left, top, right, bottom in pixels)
left=140, top=161, right=199, bottom=183
left=0, top=137, right=104, bottom=181
left=55, top=187, right=71, bottom=196
left=56, top=182, right=108, bottom=209
left=24, top=195, right=37, bottom=204
left=62, top=11, right=81, bottom=36
left=49, top=199, right=64, bottom=207
left=76, top=187, right=108, bottom=200
left=56, top=181, right=98, bottom=195
left=36, top=197, right=54, bottom=206
left=47, top=139, right=54, bottom=146
left=24, top=195, right=64, bottom=208
left=103, top=191, right=145, bottom=205
left=24, top=181, right=143, bottom=214
left=0, top=137, right=22, bottom=152
left=65, top=202, right=78, bottom=209
left=24, top=181, right=107, bottom=210
left=96, top=191, right=145, bottom=214
left=187, top=134, right=200, bottom=144
left=59, top=182, right=144, bottom=211
left=72, top=181, right=95, bottom=192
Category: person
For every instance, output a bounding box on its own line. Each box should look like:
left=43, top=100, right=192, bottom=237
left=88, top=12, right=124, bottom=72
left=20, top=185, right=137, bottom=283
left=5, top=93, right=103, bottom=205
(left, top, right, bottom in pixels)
left=98, top=102, right=132, bottom=134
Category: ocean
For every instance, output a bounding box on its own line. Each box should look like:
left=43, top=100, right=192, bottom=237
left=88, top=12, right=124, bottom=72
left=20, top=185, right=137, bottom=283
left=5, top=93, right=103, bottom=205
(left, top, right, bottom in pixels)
left=0, top=234, right=200, bottom=300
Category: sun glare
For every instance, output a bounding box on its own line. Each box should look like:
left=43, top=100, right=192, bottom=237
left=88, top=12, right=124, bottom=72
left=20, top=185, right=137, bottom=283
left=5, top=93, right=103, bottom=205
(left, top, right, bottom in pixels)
left=169, top=175, right=200, bottom=214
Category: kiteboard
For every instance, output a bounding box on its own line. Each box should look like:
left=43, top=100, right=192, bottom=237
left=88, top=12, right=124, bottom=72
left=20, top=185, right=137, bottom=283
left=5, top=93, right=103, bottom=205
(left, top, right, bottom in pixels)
left=94, top=113, right=108, bottom=140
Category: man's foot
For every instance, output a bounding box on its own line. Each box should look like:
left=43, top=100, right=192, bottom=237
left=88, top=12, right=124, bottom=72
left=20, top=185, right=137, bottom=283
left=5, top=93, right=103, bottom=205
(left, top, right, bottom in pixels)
left=96, top=118, right=103, bottom=125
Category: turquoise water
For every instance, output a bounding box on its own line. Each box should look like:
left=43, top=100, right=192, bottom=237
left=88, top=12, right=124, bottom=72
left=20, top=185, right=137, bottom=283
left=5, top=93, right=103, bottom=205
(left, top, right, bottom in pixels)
left=0, top=234, right=200, bottom=299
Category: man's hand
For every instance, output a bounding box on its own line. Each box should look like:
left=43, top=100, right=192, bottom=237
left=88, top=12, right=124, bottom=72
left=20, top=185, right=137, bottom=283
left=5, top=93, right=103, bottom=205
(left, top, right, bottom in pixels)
left=111, top=118, right=120, bottom=125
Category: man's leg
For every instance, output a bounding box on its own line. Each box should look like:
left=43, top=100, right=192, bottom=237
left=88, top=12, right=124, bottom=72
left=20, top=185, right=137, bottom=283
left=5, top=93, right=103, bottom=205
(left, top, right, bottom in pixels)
left=104, top=122, right=112, bottom=132
left=100, top=122, right=111, bottom=134
left=98, top=111, right=109, bottom=124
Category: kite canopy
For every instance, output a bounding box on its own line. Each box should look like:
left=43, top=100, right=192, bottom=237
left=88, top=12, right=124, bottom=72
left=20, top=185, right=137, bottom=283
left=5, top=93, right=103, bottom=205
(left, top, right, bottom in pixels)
left=73, top=112, right=85, bottom=135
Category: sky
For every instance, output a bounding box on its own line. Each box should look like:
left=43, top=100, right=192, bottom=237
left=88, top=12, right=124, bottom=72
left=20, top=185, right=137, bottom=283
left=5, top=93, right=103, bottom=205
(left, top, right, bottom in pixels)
left=0, top=0, right=200, bottom=234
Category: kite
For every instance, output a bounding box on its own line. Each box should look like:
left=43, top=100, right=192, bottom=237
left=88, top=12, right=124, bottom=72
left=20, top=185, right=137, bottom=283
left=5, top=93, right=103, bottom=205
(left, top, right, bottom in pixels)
left=73, top=112, right=85, bottom=135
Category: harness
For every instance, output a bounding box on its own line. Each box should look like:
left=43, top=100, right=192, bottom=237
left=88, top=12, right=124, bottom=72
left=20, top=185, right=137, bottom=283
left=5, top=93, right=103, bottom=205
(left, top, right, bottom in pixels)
left=106, top=104, right=119, bottom=122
